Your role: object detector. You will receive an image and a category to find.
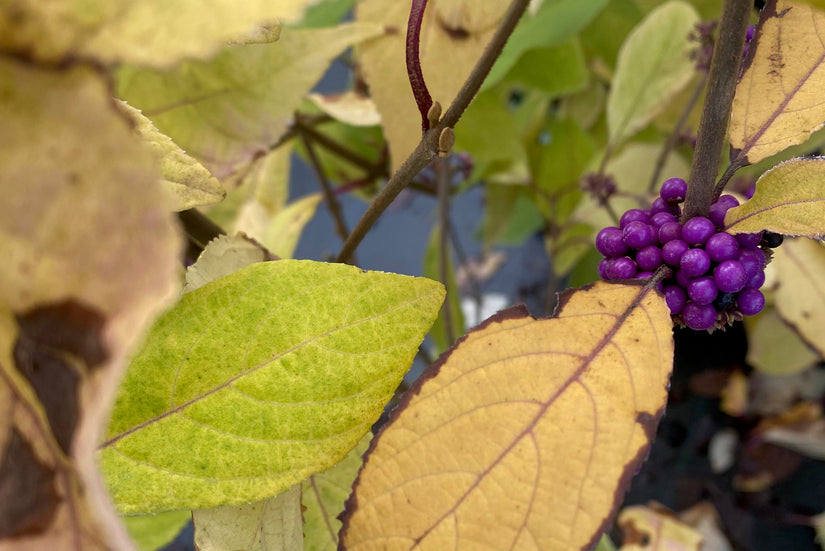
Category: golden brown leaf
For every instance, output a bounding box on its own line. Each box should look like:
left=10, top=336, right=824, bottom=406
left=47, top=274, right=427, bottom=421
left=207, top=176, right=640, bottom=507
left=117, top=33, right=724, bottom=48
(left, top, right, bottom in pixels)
left=340, top=281, right=673, bottom=551
left=730, top=1, right=825, bottom=164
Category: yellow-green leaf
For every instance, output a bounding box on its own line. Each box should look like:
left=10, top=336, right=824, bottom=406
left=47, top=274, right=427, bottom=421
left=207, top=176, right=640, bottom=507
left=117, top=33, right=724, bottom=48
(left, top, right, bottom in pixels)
left=731, top=1, right=825, bottom=164
left=257, top=193, right=323, bottom=259
left=303, top=433, right=371, bottom=551
left=723, top=158, right=825, bottom=237
left=772, top=237, right=825, bottom=358
left=607, top=1, right=699, bottom=145
left=123, top=510, right=191, bottom=551
left=340, top=281, right=673, bottom=551
left=307, top=92, right=381, bottom=127
left=184, top=235, right=271, bottom=293
left=116, top=23, right=385, bottom=178
left=121, top=102, right=225, bottom=211
left=0, top=0, right=318, bottom=67
left=101, top=260, right=444, bottom=513
left=745, top=306, right=820, bottom=375
left=193, top=485, right=302, bottom=551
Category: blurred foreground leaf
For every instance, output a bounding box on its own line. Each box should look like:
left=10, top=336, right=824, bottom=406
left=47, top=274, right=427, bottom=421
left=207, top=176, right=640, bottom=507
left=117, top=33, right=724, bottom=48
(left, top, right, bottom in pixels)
left=340, top=281, right=673, bottom=550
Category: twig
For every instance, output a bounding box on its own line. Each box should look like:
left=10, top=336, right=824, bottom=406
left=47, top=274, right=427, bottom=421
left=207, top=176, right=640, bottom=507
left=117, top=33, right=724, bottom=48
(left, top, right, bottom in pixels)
left=294, top=116, right=380, bottom=173
left=407, top=0, right=433, bottom=131
left=648, top=73, right=708, bottom=193
left=683, top=0, right=751, bottom=219
left=336, top=0, right=531, bottom=264
left=436, top=158, right=456, bottom=344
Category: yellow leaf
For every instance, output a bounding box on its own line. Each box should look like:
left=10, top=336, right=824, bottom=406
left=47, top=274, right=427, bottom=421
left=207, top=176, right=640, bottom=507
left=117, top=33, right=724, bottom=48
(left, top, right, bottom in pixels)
left=745, top=306, right=820, bottom=375
left=723, top=157, right=825, bottom=237
left=356, top=0, right=507, bottom=171
left=0, top=0, right=320, bottom=67
left=772, top=237, right=825, bottom=358
left=730, top=1, right=825, bottom=164
left=340, top=281, right=673, bottom=551
left=618, top=505, right=703, bottom=551
left=307, top=91, right=382, bottom=127
left=258, top=193, right=323, bottom=259
left=120, top=102, right=225, bottom=211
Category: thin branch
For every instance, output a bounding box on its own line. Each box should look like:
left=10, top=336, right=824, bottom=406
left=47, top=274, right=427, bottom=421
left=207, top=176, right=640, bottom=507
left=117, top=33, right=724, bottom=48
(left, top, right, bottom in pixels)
left=436, top=158, right=456, bottom=345
left=683, top=0, right=751, bottom=219
left=178, top=209, right=226, bottom=250
left=407, top=0, right=433, bottom=131
left=294, top=116, right=379, bottom=173
left=336, top=0, right=531, bottom=264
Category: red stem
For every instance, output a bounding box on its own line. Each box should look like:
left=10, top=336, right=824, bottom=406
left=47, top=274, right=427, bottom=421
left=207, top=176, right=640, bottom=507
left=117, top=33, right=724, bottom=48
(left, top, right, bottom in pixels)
left=407, top=0, right=433, bottom=131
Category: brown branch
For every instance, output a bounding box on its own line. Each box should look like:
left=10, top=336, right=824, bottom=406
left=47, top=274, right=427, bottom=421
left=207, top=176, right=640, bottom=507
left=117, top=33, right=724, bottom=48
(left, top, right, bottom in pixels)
left=336, top=0, right=531, bottom=264
left=683, top=0, right=751, bottom=219
left=436, top=158, right=455, bottom=345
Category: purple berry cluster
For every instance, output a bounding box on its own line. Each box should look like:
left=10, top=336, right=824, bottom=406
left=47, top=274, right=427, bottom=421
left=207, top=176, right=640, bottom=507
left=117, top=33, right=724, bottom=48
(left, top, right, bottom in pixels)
left=596, top=177, right=775, bottom=331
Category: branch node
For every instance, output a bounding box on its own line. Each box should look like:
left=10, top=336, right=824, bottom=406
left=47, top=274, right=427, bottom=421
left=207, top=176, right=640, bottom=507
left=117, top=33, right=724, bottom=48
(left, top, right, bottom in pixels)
left=427, top=100, right=442, bottom=128
left=438, top=127, right=455, bottom=158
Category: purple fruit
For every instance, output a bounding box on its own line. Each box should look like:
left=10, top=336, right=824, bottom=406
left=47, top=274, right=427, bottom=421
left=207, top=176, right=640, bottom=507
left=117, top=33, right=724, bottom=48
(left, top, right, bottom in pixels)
left=611, top=256, right=637, bottom=279
left=620, top=209, right=650, bottom=228
left=596, top=226, right=627, bottom=257
left=660, top=177, right=688, bottom=203
left=737, top=287, right=765, bottom=316
left=705, top=232, right=740, bottom=262
left=682, top=216, right=716, bottom=246
left=747, top=269, right=765, bottom=289
left=714, top=260, right=747, bottom=293
left=662, top=239, right=689, bottom=266
left=650, top=212, right=676, bottom=228
left=683, top=302, right=717, bottom=330
left=738, top=248, right=765, bottom=280
left=658, top=221, right=682, bottom=244
left=735, top=232, right=763, bottom=249
left=663, top=285, right=687, bottom=314
left=688, top=277, right=718, bottom=305
left=708, top=194, right=740, bottom=227
left=636, top=245, right=663, bottom=271
left=650, top=197, right=680, bottom=216
left=622, top=221, right=656, bottom=249
left=680, top=248, right=711, bottom=277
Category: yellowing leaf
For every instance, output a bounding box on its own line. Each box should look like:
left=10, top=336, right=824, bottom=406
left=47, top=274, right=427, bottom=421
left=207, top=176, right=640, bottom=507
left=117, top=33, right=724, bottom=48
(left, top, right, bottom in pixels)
left=120, top=102, right=225, bottom=211
left=184, top=235, right=271, bottom=293
left=356, top=0, right=506, bottom=171
left=0, top=59, right=182, bottom=549
left=101, top=260, right=444, bottom=513
left=618, top=505, right=703, bottom=551
left=340, top=281, right=673, bottom=551
left=723, top=158, right=825, bottom=237
left=303, top=433, right=371, bottom=551
left=193, top=485, right=302, bottom=551
left=745, top=306, right=820, bottom=375
left=117, top=23, right=385, bottom=178
left=0, top=1, right=319, bottom=67
left=772, top=237, right=825, bottom=358
left=731, top=1, right=825, bottom=164
left=307, top=92, right=381, bottom=127
left=607, top=1, right=699, bottom=145
left=257, top=193, right=323, bottom=259
left=760, top=402, right=825, bottom=461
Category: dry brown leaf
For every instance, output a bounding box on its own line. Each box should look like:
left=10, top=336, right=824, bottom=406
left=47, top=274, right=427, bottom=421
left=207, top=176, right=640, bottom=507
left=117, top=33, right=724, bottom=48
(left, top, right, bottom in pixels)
left=618, top=503, right=703, bottom=551
left=340, top=281, right=673, bottom=550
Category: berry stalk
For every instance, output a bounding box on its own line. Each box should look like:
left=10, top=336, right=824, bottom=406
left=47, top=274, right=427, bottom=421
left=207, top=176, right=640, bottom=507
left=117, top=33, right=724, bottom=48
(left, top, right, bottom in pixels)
left=683, top=0, right=751, bottom=220
left=406, top=0, right=433, bottom=132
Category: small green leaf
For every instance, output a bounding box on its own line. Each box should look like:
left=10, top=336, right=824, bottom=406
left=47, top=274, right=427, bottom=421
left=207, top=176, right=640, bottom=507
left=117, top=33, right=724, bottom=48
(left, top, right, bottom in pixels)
left=193, top=485, right=302, bottom=551
left=606, top=1, right=699, bottom=145
left=503, top=40, right=588, bottom=96
left=302, top=433, right=371, bottom=551
left=123, top=510, right=191, bottom=551
left=580, top=0, right=644, bottom=71
left=423, top=226, right=465, bottom=354
left=101, top=260, right=444, bottom=513
left=724, top=157, right=825, bottom=237
left=291, top=0, right=357, bottom=28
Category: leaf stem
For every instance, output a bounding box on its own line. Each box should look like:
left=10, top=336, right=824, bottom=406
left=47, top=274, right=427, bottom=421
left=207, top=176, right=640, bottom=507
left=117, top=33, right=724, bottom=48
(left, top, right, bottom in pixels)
left=436, top=158, right=456, bottom=345
left=294, top=116, right=381, bottom=174
left=336, top=0, right=531, bottom=264
left=682, top=0, right=751, bottom=219
left=407, top=0, right=434, bottom=131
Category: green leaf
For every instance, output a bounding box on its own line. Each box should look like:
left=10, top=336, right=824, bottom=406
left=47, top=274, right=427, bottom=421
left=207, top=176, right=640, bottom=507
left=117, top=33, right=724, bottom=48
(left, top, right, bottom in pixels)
left=193, top=485, right=302, bottom=551
left=483, top=0, right=609, bottom=90
left=120, top=102, right=225, bottom=211
left=116, top=23, right=385, bottom=178
left=423, top=226, right=465, bottom=354
left=101, top=260, right=444, bottom=513
left=531, top=118, right=596, bottom=203
left=303, top=433, right=371, bottom=551
left=292, top=0, right=358, bottom=28
left=123, top=511, right=191, bottom=551
left=580, top=0, right=644, bottom=71
left=483, top=184, right=544, bottom=249
left=0, top=0, right=317, bottom=67
left=724, top=157, right=825, bottom=237
left=503, top=40, right=588, bottom=96
left=606, top=1, right=699, bottom=145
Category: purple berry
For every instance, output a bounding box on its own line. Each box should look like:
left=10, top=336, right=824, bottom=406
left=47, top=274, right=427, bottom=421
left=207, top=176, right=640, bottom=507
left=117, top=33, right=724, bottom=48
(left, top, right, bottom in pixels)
left=611, top=256, right=637, bottom=279
left=714, top=260, right=747, bottom=293
left=688, top=277, right=718, bottom=305
left=735, top=232, right=763, bottom=249
left=598, top=258, right=611, bottom=279
left=662, top=239, right=689, bottom=266
left=705, top=232, right=740, bottom=262
left=683, top=302, right=717, bottom=330
left=620, top=209, right=650, bottom=228
left=682, top=216, right=716, bottom=246
left=714, top=292, right=736, bottom=311
left=650, top=197, right=680, bottom=216
left=658, top=221, right=682, bottom=244
left=747, top=269, right=765, bottom=289
left=708, top=194, right=739, bottom=227
left=675, top=268, right=694, bottom=289
left=650, top=212, right=676, bottom=228
left=660, top=177, right=687, bottom=203
left=596, top=226, right=627, bottom=257
left=636, top=271, right=654, bottom=279
left=680, top=248, right=711, bottom=277
left=737, top=287, right=765, bottom=316
left=622, top=221, right=656, bottom=249
left=738, top=248, right=766, bottom=280
left=636, top=245, right=663, bottom=271
left=663, top=285, right=687, bottom=314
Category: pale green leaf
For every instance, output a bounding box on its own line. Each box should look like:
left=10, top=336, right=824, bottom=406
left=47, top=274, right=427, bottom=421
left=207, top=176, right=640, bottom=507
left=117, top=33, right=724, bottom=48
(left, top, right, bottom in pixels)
left=580, top=0, right=644, bottom=71
left=302, top=433, right=371, bottom=551
left=120, top=102, right=225, bottom=211
left=483, top=0, right=609, bottom=90
left=292, top=0, right=357, bottom=28
left=307, top=92, right=381, bottom=127
left=594, top=533, right=617, bottom=551
left=724, top=158, right=825, bottom=237
left=503, top=40, right=588, bottom=96
left=0, top=0, right=319, bottom=67
left=745, top=306, right=820, bottom=375
left=123, top=510, right=191, bottom=551
left=423, top=226, right=465, bottom=354
left=531, top=118, right=596, bottom=200
left=184, top=235, right=271, bottom=293
left=606, top=1, right=699, bottom=145
left=258, top=193, right=323, bottom=259
left=116, top=23, right=385, bottom=178
left=101, top=260, right=444, bottom=513
left=193, top=485, right=302, bottom=551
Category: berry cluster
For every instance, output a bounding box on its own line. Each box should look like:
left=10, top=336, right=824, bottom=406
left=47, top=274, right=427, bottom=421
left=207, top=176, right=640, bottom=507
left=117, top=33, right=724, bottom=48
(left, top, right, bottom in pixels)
left=595, top=177, right=778, bottom=331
